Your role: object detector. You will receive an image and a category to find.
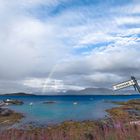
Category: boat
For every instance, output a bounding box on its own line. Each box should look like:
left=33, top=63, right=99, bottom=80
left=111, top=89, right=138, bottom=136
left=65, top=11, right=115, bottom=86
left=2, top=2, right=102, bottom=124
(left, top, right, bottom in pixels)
left=73, top=102, right=78, bottom=105
left=29, top=102, right=33, bottom=106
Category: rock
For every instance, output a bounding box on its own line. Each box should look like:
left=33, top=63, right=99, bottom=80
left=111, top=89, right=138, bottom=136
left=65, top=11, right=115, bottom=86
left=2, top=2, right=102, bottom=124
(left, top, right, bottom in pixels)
left=0, top=108, right=13, bottom=116
left=3, top=99, right=24, bottom=105
left=0, top=107, right=24, bottom=126
left=43, top=101, right=56, bottom=104
left=1, top=110, right=12, bottom=116
left=0, top=101, right=5, bottom=107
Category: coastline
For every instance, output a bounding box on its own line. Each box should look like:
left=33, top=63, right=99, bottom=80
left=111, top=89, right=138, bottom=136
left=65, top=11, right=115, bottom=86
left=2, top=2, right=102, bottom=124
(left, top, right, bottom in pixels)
left=0, top=99, right=140, bottom=139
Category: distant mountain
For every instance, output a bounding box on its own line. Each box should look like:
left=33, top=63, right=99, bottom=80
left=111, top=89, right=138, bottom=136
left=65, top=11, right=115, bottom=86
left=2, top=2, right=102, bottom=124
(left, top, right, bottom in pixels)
left=2, top=92, right=36, bottom=96
left=63, top=88, right=136, bottom=95
left=1, top=88, right=137, bottom=96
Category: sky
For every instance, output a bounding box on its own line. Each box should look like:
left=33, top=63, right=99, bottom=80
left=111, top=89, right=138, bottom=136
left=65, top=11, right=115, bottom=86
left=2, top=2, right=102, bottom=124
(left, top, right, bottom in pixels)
left=0, top=0, right=140, bottom=94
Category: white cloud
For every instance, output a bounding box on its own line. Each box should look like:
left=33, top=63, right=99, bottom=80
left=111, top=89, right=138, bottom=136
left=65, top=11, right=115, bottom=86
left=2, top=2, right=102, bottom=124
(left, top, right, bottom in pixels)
left=23, top=78, right=84, bottom=93
left=115, top=16, right=140, bottom=25
left=0, top=1, right=70, bottom=80
left=0, top=0, right=140, bottom=94
left=85, top=73, right=123, bottom=84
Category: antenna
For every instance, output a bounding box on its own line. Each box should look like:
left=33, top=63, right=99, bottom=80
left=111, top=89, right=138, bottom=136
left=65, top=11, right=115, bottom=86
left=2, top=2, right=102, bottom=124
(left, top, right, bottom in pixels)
left=131, top=76, right=140, bottom=93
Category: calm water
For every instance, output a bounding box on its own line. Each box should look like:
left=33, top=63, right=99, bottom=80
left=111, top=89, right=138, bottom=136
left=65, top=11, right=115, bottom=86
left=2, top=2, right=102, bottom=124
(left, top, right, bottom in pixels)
left=0, top=94, right=140, bottom=126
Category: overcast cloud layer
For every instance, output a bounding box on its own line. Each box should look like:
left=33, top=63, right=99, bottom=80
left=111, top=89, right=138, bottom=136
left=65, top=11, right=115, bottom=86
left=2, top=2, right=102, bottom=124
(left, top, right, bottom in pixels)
left=0, top=0, right=140, bottom=94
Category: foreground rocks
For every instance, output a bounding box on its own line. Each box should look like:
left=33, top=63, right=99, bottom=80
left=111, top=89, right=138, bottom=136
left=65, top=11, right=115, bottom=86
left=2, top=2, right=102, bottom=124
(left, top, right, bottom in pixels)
left=0, top=108, right=24, bottom=126
left=0, top=108, right=13, bottom=116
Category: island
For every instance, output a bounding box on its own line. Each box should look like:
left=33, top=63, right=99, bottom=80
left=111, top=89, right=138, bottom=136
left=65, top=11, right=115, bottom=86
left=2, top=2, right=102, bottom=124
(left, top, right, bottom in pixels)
left=1, top=92, right=36, bottom=96
left=43, top=101, right=57, bottom=104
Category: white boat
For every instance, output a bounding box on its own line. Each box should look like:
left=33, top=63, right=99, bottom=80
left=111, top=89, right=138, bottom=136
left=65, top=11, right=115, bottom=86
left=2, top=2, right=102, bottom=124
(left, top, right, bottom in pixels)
left=73, top=102, right=78, bottom=105
left=29, top=102, right=33, bottom=106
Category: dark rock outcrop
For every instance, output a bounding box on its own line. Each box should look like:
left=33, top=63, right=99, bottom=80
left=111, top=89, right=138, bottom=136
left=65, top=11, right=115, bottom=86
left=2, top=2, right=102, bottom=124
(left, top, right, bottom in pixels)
left=43, top=101, right=56, bottom=104
left=3, top=99, right=24, bottom=105
left=0, top=108, right=13, bottom=116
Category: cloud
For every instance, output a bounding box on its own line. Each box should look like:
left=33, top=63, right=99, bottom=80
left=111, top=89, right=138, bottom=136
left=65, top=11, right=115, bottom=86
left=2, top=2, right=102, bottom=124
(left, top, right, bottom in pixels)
left=51, top=37, right=140, bottom=88
left=23, top=78, right=84, bottom=93
left=0, top=1, right=70, bottom=80
left=0, top=0, right=140, bottom=94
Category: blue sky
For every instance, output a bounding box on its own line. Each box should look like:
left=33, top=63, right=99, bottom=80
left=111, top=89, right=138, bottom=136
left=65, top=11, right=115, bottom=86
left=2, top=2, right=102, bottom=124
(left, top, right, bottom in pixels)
left=0, top=0, right=140, bottom=94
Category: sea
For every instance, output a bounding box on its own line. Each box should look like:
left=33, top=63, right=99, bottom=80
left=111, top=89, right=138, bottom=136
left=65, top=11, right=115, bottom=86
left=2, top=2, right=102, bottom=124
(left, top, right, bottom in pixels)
left=0, top=94, right=140, bottom=126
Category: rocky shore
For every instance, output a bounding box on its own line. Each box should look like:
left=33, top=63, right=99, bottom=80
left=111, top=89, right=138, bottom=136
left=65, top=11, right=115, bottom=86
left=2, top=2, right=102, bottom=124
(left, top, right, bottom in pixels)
left=0, top=108, right=24, bottom=127
left=107, top=99, right=140, bottom=120
left=0, top=99, right=24, bottom=127
left=3, top=99, right=24, bottom=105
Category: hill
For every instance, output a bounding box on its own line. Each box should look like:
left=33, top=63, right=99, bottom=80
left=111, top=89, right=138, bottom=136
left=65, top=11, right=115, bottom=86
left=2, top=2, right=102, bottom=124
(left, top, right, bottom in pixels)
left=2, top=92, right=36, bottom=96
left=64, top=87, right=135, bottom=95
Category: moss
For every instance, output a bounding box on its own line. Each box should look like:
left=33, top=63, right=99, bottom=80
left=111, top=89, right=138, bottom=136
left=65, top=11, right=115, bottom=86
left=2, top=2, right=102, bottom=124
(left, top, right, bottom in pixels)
left=107, top=107, right=129, bottom=119
left=108, top=99, right=140, bottom=120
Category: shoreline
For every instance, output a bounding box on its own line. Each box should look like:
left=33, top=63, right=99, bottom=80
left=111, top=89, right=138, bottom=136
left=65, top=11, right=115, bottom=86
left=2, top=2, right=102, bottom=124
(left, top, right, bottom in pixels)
left=0, top=108, right=24, bottom=128
left=1, top=99, right=140, bottom=139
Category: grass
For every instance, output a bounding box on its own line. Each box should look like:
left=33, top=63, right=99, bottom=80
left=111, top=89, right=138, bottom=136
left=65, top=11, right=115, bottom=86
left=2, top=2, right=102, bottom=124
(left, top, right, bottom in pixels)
left=1, top=120, right=140, bottom=140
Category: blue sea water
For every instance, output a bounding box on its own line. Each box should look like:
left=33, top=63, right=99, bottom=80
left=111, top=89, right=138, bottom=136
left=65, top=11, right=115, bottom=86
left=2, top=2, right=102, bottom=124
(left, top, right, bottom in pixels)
left=0, top=94, right=140, bottom=126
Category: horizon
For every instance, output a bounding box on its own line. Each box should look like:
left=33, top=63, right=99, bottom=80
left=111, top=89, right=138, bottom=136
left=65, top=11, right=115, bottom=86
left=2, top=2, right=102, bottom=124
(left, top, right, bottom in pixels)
left=0, top=0, right=140, bottom=94
left=0, top=87, right=138, bottom=95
